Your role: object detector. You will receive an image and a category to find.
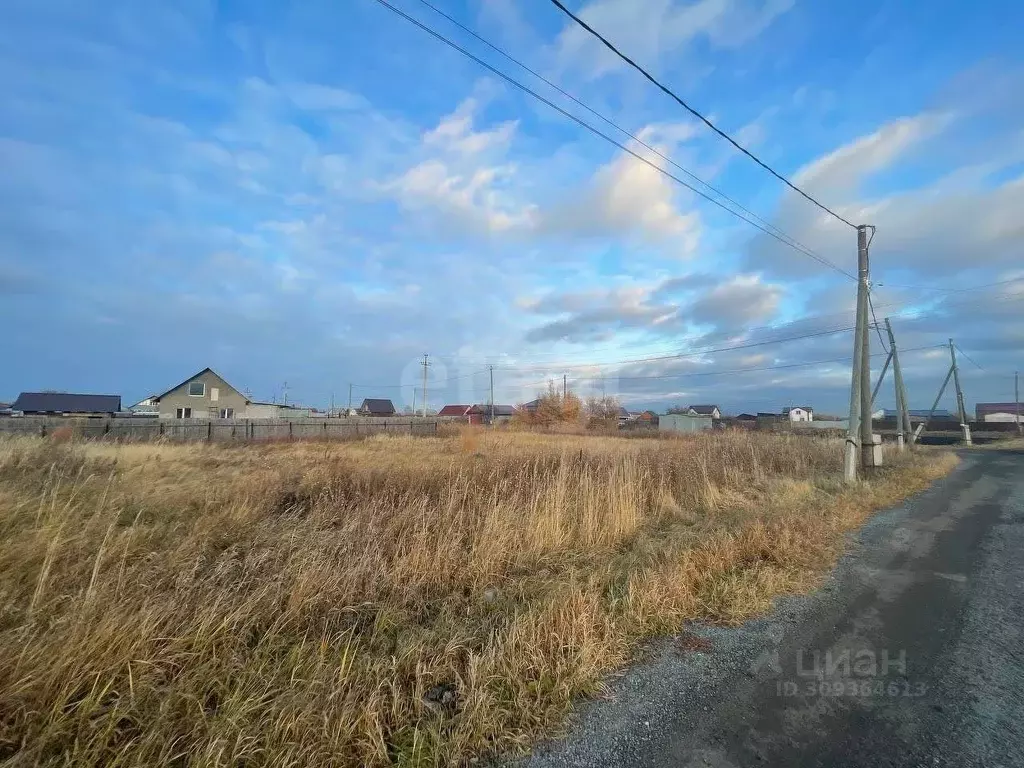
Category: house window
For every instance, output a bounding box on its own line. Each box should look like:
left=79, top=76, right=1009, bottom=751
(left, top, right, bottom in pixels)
left=175, top=407, right=192, bottom=419
left=188, top=381, right=205, bottom=397
left=219, top=408, right=234, bottom=419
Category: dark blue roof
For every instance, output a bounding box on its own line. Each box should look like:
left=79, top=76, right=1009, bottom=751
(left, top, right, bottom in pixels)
left=11, top=392, right=121, bottom=413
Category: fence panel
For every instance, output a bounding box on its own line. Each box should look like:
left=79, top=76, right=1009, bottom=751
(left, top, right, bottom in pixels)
left=0, top=417, right=439, bottom=443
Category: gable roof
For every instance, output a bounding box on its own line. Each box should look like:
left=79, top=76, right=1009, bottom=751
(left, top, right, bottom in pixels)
left=360, top=398, right=395, bottom=414
left=976, top=402, right=1021, bottom=418
left=153, top=368, right=247, bottom=402
left=469, top=404, right=517, bottom=416
left=687, top=404, right=720, bottom=415
left=438, top=404, right=472, bottom=416
left=782, top=406, right=814, bottom=413
left=12, top=392, right=121, bottom=413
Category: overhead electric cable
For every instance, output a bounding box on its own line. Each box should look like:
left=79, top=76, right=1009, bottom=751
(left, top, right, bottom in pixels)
left=546, top=0, right=857, bottom=229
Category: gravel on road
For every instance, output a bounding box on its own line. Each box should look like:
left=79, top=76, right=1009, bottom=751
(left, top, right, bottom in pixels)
left=511, top=448, right=1024, bottom=768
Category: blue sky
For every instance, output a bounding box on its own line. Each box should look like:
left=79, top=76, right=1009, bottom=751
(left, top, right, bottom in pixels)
left=2, top=0, right=1022, bottom=414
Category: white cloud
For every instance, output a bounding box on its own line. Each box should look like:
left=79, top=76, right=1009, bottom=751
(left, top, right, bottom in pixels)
left=554, top=0, right=794, bottom=80
left=793, top=112, right=952, bottom=196
left=423, top=98, right=518, bottom=156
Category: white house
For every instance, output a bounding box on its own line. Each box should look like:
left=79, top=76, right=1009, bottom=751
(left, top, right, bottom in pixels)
left=686, top=404, right=721, bottom=419
left=783, top=406, right=814, bottom=422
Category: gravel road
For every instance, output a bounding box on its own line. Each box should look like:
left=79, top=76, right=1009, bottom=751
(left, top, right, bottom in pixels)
left=513, top=448, right=1024, bottom=768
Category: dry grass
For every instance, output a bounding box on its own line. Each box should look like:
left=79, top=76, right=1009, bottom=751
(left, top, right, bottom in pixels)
left=0, top=430, right=955, bottom=767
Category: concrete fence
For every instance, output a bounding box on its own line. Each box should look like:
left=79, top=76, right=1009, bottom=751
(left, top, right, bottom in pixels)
left=0, top=417, right=443, bottom=443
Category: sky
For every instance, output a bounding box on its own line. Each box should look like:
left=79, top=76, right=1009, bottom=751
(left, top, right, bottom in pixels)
left=2, top=0, right=1022, bottom=415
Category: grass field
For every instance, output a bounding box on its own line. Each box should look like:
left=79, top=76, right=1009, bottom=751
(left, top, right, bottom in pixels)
left=0, top=430, right=956, bottom=767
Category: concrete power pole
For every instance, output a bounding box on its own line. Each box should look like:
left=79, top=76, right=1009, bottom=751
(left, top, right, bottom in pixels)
left=949, top=340, right=972, bottom=446
left=885, top=318, right=910, bottom=451
left=489, top=365, right=495, bottom=424
left=845, top=225, right=872, bottom=482
left=348, top=383, right=353, bottom=415
left=421, top=354, right=430, bottom=417
left=1016, top=371, right=1021, bottom=435
left=859, top=230, right=875, bottom=471
left=563, top=373, right=567, bottom=400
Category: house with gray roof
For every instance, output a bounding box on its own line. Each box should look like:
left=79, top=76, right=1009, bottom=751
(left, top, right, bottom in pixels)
left=11, top=392, right=122, bottom=416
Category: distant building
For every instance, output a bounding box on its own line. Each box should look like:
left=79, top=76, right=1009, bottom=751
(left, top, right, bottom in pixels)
left=469, top=404, right=517, bottom=425
left=437, top=404, right=473, bottom=417
left=888, top=408, right=953, bottom=421
left=782, top=406, right=814, bottom=422
left=735, top=413, right=757, bottom=422
left=659, top=413, right=713, bottom=433
left=975, top=403, right=1022, bottom=423
left=359, top=398, right=396, bottom=417
left=128, top=395, right=160, bottom=416
left=10, top=392, right=121, bottom=416
left=686, top=404, right=721, bottom=419
left=246, top=402, right=311, bottom=419
left=151, top=368, right=248, bottom=419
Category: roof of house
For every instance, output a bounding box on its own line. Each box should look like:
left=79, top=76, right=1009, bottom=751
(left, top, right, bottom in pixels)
left=360, top=398, right=396, bottom=414
left=757, top=412, right=780, bottom=418
left=12, top=392, right=122, bottom=413
left=976, top=402, right=1021, bottom=416
left=687, top=404, right=720, bottom=415
left=782, top=406, right=814, bottom=413
left=438, top=404, right=472, bottom=416
left=467, top=404, right=517, bottom=416
left=153, top=367, right=247, bottom=402
left=736, top=413, right=757, bottom=420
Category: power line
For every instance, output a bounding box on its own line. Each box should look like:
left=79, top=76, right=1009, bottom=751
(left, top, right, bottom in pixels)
left=518, top=344, right=943, bottom=388
left=953, top=344, right=986, bottom=372
left=868, top=291, right=889, bottom=353
left=546, top=0, right=857, bottom=230
left=412, top=0, right=840, bottom=274
left=879, top=277, right=1024, bottom=294
left=500, top=324, right=859, bottom=373
left=371, top=0, right=856, bottom=281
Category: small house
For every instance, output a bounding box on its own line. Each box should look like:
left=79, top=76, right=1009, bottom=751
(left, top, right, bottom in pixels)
left=782, top=406, right=814, bottom=422
left=437, top=405, right=473, bottom=417
left=151, top=368, right=248, bottom=419
left=686, top=404, right=721, bottom=419
left=10, top=392, right=122, bottom=417
left=469, top=404, right=517, bottom=425
left=975, top=403, right=1021, bottom=423
left=359, top=398, right=396, bottom=417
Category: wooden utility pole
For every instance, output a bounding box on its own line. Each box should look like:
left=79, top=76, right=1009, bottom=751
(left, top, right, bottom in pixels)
left=563, top=373, right=567, bottom=399
left=949, top=340, right=972, bottom=446
left=421, top=354, right=430, bottom=417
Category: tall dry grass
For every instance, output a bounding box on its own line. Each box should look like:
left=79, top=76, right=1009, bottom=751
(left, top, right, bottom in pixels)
left=0, top=431, right=954, bottom=766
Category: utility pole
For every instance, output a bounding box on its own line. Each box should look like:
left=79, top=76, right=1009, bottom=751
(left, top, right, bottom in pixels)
left=282, top=381, right=289, bottom=406
left=563, top=373, right=567, bottom=399
left=348, top=383, right=353, bottom=416
left=859, top=231, right=874, bottom=470
left=421, top=354, right=430, bottom=417
left=949, top=340, right=972, bottom=446
left=885, top=318, right=911, bottom=451
left=489, top=365, right=495, bottom=424
left=1016, top=371, right=1021, bottom=435
left=845, top=225, right=872, bottom=482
